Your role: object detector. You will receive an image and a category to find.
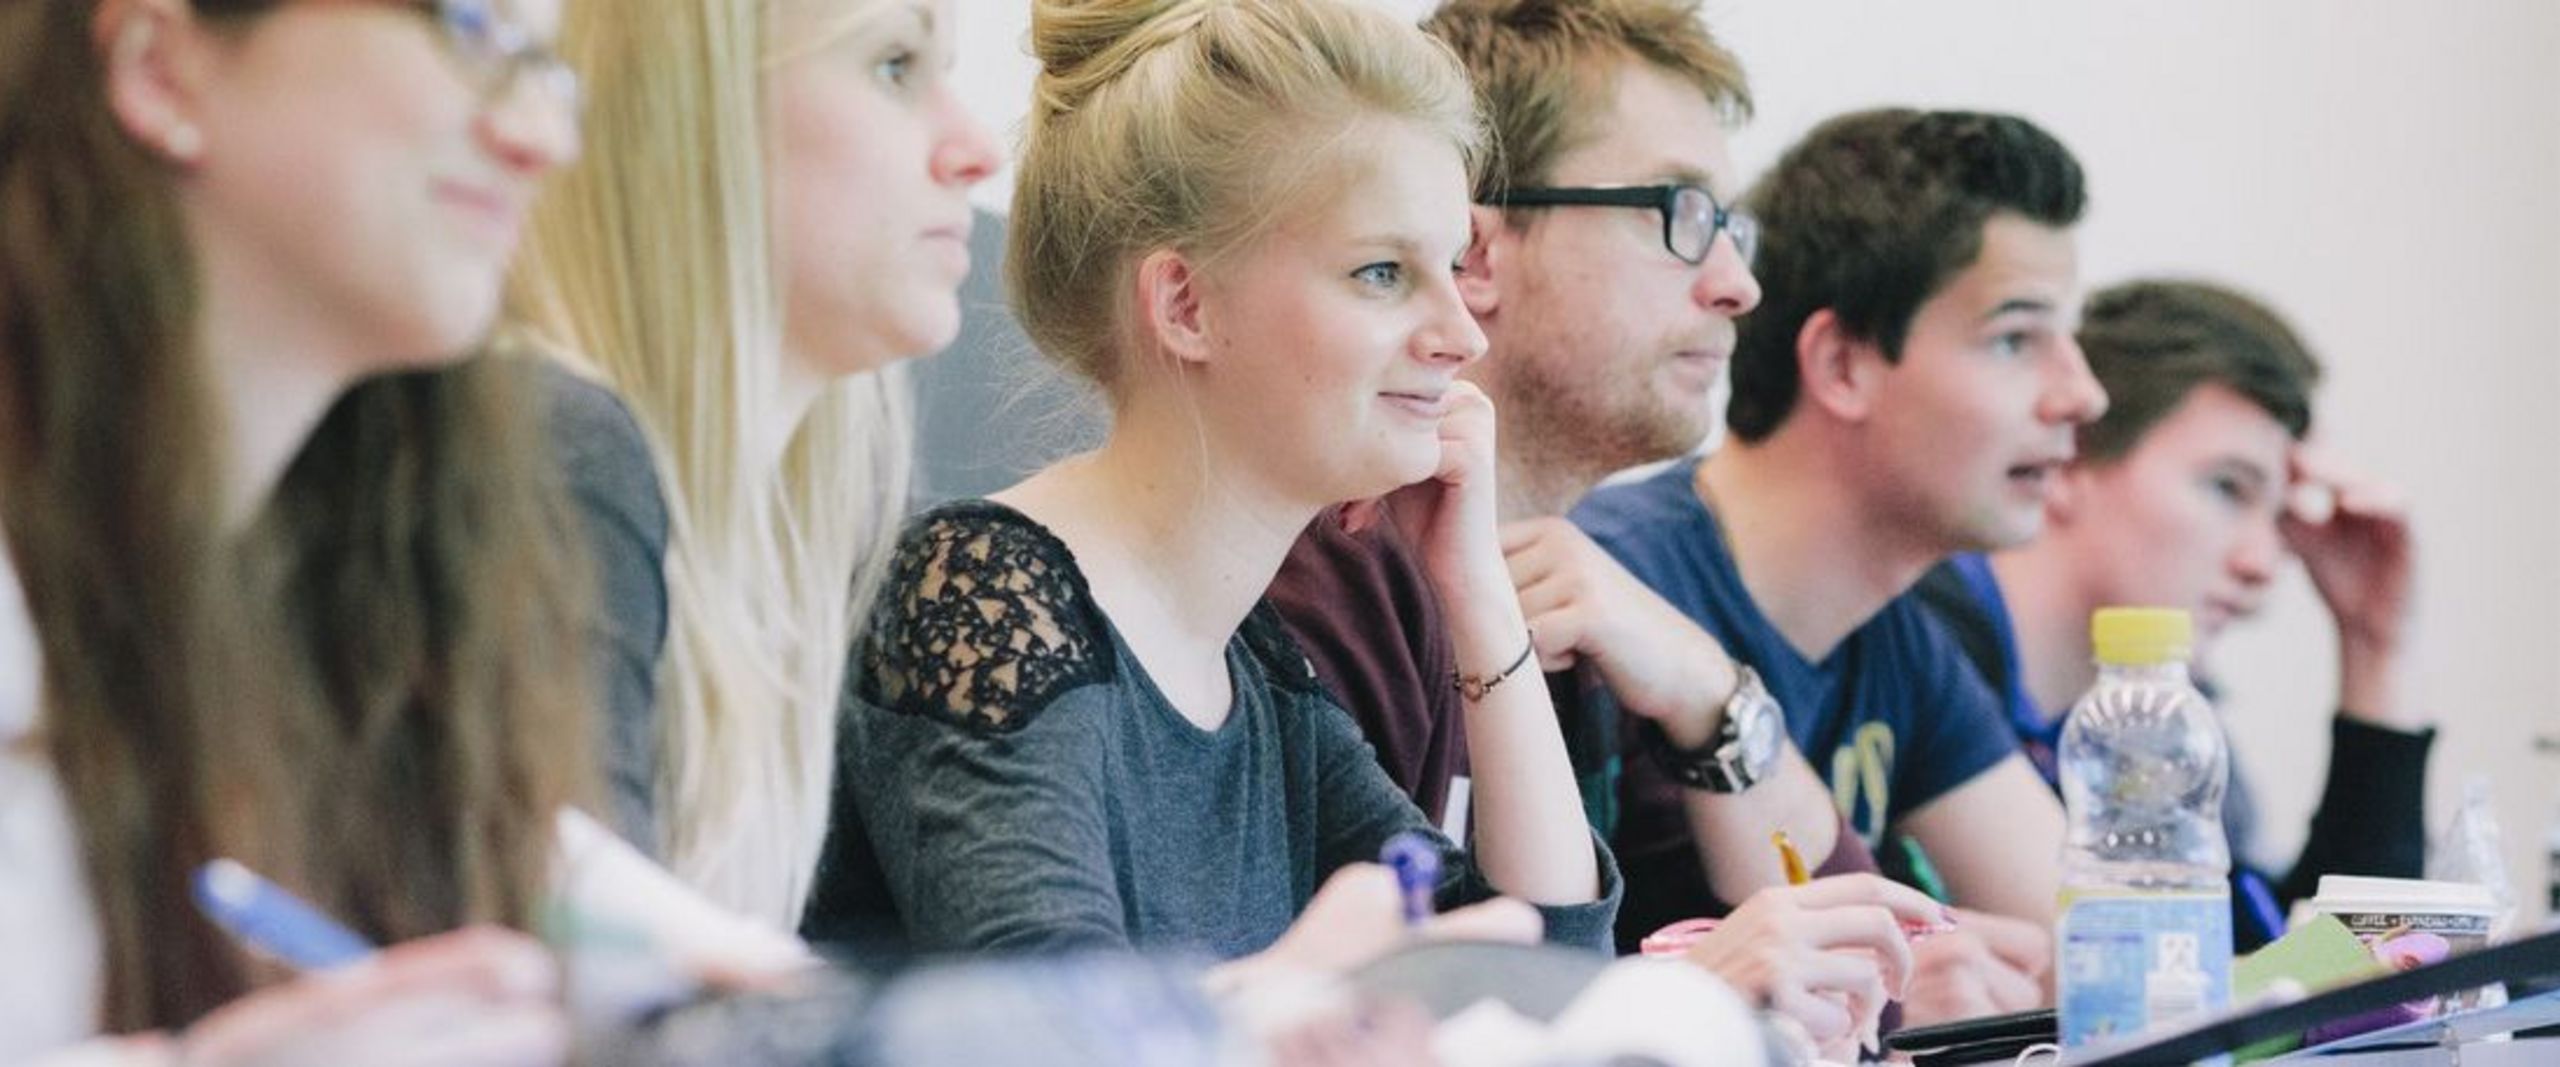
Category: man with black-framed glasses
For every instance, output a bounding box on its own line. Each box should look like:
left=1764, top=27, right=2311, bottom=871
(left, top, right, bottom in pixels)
left=1267, top=2, right=1997, bottom=1052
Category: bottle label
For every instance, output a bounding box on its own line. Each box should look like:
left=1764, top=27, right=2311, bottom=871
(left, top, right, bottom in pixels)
left=2057, top=888, right=2233, bottom=1049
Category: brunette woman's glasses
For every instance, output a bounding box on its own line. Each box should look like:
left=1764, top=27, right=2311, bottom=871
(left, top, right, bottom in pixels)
left=402, top=0, right=582, bottom=119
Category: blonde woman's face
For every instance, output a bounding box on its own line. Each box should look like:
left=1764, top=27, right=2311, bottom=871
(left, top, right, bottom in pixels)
left=1191, top=122, right=1488, bottom=508
left=173, top=0, right=578, bottom=368
left=771, top=0, right=998, bottom=380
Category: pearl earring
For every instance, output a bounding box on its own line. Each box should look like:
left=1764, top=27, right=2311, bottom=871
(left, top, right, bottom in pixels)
left=163, top=123, right=201, bottom=161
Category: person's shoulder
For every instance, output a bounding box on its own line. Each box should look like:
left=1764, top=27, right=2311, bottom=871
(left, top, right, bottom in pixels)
left=1237, top=600, right=1376, bottom=759
left=853, top=501, right=1118, bottom=734
left=1910, top=557, right=2003, bottom=683
left=1299, top=506, right=1424, bottom=572
left=533, top=360, right=648, bottom=458
left=526, top=359, right=668, bottom=538
left=1569, top=458, right=1703, bottom=536
left=1238, top=600, right=1328, bottom=700
left=1872, top=579, right=1970, bottom=662
left=1911, top=559, right=1981, bottom=625
left=1869, top=580, right=2006, bottom=717
left=528, top=359, right=655, bottom=481
left=1271, top=508, right=1429, bottom=641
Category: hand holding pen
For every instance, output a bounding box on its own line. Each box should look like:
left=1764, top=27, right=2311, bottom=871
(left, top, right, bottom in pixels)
left=1674, top=870, right=1953, bottom=1061
left=1206, top=842, right=1540, bottom=997
left=193, top=859, right=378, bottom=971
left=169, top=860, right=570, bottom=1067
left=1774, top=831, right=1959, bottom=940
left=1380, top=831, right=1441, bottom=927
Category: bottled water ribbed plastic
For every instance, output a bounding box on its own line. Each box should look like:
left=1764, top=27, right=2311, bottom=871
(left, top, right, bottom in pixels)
left=2056, top=608, right=2233, bottom=1050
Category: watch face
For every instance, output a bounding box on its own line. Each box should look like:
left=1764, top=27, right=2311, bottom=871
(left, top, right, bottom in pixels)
left=1740, top=702, right=1783, bottom=766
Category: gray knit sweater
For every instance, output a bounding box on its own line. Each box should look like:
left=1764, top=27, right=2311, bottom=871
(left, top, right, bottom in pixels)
left=801, top=501, right=1620, bottom=959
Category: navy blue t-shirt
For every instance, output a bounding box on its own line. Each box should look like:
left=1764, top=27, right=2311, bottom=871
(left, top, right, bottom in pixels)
left=1569, top=458, right=2020, bottom=941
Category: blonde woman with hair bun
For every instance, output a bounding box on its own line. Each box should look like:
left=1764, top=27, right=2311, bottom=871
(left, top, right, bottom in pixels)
left=515, top=0, right=997, bottom=927
left=806, top=0, right=1619, bottom=977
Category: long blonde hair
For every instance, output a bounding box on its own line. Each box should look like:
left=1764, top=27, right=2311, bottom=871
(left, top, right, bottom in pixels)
left=514, top=0, right=909, bottom=925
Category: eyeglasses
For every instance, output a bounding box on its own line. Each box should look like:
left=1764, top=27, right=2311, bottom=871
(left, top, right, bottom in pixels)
left=1487, top=184, right=1758, bottom=266
left=404, top=0, right=582, bottom=118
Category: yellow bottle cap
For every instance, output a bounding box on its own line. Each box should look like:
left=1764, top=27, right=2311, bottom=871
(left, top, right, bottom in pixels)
left=2091, top=607, right=2193, bottom=666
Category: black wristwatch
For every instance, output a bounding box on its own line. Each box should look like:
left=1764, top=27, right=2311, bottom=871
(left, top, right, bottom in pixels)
left=1648, top=664, right=1784, bottom=793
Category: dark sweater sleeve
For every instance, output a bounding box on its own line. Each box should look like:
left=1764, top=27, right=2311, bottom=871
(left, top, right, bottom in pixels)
left=848, top=685, right=1131, bottom=954
left=542, top=366, right=672, bottom=856
left=1302, top=690, right=1622, bottom=954
left=2274, top=715, right=2436, bottom=905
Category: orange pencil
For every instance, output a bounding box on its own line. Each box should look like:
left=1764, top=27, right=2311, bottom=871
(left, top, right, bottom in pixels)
left=1772, top=829, right=1810, bottom=886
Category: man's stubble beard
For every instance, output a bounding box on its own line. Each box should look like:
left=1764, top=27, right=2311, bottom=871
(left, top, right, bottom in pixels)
left=1493, top=346, right=1712, bottom=494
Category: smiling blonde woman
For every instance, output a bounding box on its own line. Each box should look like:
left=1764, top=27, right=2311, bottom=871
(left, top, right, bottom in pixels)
left=805, top=0, right=1618, bottom=976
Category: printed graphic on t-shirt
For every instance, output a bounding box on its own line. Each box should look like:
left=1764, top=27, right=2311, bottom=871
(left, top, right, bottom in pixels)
left=1569, top=457, right=2021, bottom=863
left=1828, top=721, right=1895, bottom=845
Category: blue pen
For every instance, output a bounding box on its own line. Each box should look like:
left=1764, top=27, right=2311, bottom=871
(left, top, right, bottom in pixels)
left=1380, top=831, right=1440, bottom=927
left=2236, top=868, right=2288, bottom=944
left=192, top=858, right=377, bottom=971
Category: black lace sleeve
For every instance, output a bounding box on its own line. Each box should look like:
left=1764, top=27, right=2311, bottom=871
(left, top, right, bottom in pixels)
left=854, top=502, right=1115, bottom=733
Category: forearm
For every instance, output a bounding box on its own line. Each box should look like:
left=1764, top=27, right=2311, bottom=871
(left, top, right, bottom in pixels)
left=1440, top=559, right=1599, bottom=905
left=1899, top=760, right=2064, bottom=924
left=2278, top=715, right=2435, bottom=903
left=1931, top=834, right=2060, bottom=925
left=2337, top=638, right=2426, bottom=732
left=1681, top=746, right=1846, bottom=901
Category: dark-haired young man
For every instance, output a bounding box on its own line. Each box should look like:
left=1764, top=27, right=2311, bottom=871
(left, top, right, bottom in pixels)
left=1916, top=279, right=2432, bottom=954
left=1571, top=108, right=2108, bottom=1020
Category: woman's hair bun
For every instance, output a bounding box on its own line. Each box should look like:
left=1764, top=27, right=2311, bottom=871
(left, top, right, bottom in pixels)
left=1028, top=0, right=1216, bottom=120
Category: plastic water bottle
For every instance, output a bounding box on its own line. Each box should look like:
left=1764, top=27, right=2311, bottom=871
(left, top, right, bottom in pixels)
left=2056, top=608, right=2234, bottom=1049
left=2431, top=776, right=2515, bottom=935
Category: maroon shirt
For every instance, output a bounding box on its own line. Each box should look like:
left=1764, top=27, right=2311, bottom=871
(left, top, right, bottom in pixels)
left=1267, top=507, right=1469, bottom=825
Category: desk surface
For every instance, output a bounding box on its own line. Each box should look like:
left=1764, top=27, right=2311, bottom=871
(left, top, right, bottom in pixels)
left=2286, top=1035, right=2560, bottom=1066
left=2279, top=987, right=2560, bottom=1058
left=2070, top=928, right=2560, bottom=1064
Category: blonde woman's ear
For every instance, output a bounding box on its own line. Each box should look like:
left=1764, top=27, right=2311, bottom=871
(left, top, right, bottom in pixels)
left=1136, top=247, right=1213, bottom=368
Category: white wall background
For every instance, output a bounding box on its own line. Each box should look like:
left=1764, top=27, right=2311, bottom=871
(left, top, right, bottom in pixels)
left=950, top=1, right=2560, bottom=923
